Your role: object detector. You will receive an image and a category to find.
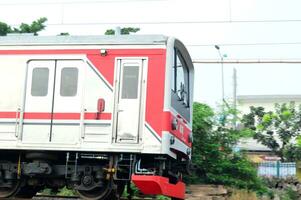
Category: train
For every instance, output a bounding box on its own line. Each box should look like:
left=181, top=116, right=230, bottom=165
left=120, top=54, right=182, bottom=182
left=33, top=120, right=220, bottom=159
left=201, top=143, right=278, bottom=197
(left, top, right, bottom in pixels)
left=0, top=34, right=194, bottom=200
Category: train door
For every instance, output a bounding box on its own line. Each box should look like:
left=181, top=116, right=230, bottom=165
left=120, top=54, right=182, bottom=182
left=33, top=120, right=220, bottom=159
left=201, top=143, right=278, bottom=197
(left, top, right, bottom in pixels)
left=115, top=59, right=145, bottom=143
left=22, top=61, right=55, bottom=143
left=22, top=60, right=83, bottom=144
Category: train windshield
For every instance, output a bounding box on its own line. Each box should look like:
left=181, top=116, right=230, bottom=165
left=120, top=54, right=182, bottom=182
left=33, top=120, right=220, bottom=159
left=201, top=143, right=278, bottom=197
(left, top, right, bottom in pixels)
left=171, top=48, right=190, bottom=121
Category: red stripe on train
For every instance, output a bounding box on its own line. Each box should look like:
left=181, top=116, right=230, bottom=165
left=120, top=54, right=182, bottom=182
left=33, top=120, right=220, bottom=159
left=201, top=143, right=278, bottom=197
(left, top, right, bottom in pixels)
left=0, top=112, right=111, bottom=120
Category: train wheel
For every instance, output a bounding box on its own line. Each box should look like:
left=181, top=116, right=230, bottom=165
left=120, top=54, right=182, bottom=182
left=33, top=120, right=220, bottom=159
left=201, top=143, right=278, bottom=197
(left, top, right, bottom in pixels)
left=0, top=180, right=21, bottom=198
left=77, top=182, right=112, bottom=200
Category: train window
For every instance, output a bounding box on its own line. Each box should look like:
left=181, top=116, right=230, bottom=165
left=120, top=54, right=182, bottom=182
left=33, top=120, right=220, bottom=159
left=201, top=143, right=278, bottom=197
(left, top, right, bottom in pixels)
left=31, top=68, right=49, bottom=96
left=172, top=49, right=189, bottom=106
left=121, top=65, right=139, bottom=99
left=60, top=68, right=78, bottom=96
left=171, top=48, right=190, bottom=121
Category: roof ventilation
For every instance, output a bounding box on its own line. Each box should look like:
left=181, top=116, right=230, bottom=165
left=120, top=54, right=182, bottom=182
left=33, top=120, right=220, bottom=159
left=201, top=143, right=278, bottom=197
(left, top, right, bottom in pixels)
left=6, top=33, right=35, bottom=36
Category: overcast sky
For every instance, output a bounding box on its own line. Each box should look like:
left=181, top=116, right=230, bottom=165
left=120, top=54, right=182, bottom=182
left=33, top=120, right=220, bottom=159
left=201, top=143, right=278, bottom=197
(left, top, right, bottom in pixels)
left=1, top=0, right=301, bottom=106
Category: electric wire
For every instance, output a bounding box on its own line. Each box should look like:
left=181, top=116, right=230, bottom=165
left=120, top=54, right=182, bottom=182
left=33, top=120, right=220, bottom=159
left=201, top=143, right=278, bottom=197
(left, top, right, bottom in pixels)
left=9, top=19, right=301, bottom=27
left=0, top=0, right=167, bottom=5
left=187, top=42, right=301, bottom=47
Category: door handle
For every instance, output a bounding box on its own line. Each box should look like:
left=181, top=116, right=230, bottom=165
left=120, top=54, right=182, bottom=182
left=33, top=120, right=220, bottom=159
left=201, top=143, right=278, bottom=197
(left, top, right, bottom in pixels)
left=118, top=109, right=124, bottom=112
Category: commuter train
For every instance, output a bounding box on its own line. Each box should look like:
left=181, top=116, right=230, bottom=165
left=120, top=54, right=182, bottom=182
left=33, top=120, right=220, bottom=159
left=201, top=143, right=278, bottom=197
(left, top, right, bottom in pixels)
left=0, top=35, right=194, bottom=200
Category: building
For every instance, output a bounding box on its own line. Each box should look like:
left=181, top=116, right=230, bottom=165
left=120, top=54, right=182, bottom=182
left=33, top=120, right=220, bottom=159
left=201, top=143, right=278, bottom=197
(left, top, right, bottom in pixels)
left=236, top=95, right=301, bottom=160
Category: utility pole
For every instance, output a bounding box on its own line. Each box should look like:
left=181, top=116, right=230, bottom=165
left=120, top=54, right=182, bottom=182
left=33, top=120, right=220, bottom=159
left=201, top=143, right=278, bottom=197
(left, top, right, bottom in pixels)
left=214, top=45, right=226, bottom=102
left=233, top=68, right=237, bottom=128
left=215, top=45, right=228, bottom=126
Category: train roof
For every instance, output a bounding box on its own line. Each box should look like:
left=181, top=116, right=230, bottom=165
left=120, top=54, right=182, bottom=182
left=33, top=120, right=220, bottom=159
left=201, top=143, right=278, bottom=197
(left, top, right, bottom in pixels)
left=0, top=34, right=169, bottom=46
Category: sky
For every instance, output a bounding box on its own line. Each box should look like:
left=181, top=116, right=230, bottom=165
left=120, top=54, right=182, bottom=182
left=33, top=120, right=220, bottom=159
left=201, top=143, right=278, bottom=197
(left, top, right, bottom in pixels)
left=1, top=0, right=301, bottom=106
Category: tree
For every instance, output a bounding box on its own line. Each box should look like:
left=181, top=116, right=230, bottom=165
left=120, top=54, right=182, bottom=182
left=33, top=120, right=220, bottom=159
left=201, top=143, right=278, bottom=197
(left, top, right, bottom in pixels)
left=0, top=17, right=47, bottom=36
left=0, top=22, right=11, bottom=36
left=190, top=102, right=265, bottom=192
left=104, top=27, right=140, bottom=35
left=242, top=102, right=301, bottom=161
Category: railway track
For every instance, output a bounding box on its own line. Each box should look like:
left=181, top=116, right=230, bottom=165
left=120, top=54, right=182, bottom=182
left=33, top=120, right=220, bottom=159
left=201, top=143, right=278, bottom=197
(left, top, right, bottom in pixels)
left=11, top=195, right=79, bottom=200
left=33, top=196, right=79, bottom=200
left=12, top=194, right=157, bottom=200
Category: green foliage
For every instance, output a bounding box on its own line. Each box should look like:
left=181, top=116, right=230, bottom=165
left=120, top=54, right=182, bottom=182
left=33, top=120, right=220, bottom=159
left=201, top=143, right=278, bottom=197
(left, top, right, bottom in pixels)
left=156, top=195, right=170, bottom=200
left=0, top=22, right=11, bottom=36
left=122, top=183, right=140, bottom=198
left=40, top=188, right=57, bottom=195
left=57, top=187, right=77, bottom=196
left=242, top=102, right=301, bottom=161
left=18, top=17, right=47, bottom=35
left=0, top=17, right=47, bottom=36
left=190, top=102, right=266, bottom=193
left=105, top=27, right=140, bottom=35
left=273, top=188, right=299, bottom=200
left=282, top=187, right=299, bottom=200
left=41, top=187, right=76, bottom=196
left=58, top=32, right=70, bottom=36
left=105, top=29, right=115, bottom=35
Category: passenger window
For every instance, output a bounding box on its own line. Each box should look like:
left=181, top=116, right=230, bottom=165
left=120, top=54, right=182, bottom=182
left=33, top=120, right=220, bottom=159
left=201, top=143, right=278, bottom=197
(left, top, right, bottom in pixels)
left=60, top=68, right=78, bottom=97
left=31, top=68, right=49, bottom=97
left=121, top=65, right=139, bottom=99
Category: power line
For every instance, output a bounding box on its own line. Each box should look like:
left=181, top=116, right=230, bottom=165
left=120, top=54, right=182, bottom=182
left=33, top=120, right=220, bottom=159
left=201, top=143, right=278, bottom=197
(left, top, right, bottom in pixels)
left=3, top=1, right=301, bottom=25
left=187, top=42, right=301, bottom=47
left=0, top=0, right=166, bottom=6
left=9, top=19, right=301, bottom=27
left=193, top=59, right=301, bottom=64
left=42, top=19, right=301, bottom=25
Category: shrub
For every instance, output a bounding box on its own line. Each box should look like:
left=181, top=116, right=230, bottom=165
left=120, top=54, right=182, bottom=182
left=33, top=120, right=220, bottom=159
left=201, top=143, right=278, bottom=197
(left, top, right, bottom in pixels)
left=189, top=102, right=267, bottom=194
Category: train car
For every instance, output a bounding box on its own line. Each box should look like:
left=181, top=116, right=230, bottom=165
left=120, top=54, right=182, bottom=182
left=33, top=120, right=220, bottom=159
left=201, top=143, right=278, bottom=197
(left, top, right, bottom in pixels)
left=0, top=35, right=194, bottom=200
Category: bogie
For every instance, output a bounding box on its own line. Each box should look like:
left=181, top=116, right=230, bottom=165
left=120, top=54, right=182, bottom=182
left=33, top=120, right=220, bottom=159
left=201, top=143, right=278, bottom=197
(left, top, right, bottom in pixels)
left=0, top=151, right=187, bottom=199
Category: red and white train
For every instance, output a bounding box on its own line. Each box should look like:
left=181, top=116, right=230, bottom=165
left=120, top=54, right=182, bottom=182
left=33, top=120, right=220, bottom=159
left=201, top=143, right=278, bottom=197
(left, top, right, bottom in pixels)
left=0, top=35, right=194, bottom=200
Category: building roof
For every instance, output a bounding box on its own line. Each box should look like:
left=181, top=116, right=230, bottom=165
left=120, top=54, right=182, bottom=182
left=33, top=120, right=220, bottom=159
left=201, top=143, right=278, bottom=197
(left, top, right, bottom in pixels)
left=0, top=35, right=168, bottom=46
left=237, top=94, right=301, bottom=102
left=237, top=138, right=271, bottom=152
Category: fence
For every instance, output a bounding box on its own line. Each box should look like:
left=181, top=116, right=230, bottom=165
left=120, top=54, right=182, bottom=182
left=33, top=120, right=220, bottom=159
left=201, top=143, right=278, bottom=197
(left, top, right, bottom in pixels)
left=257, top=161, right=296, bottom=177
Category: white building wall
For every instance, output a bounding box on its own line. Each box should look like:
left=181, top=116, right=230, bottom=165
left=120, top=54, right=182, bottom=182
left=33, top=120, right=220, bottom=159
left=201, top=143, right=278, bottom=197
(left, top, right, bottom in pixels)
left=236, top=95, right=301, bottom=152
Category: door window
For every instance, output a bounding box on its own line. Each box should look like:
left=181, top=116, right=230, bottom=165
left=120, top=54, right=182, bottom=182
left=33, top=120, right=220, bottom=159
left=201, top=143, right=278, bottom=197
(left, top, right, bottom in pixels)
left=31, top=68, right=49, bottom=97
left=60, top=68, right=78, bottom=97
left=121, top=66, right=139, bottom=99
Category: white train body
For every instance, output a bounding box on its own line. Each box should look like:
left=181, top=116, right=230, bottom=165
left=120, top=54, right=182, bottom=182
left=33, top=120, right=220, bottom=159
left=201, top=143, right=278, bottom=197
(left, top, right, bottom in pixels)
left=0, top=35, right=194, bottom=200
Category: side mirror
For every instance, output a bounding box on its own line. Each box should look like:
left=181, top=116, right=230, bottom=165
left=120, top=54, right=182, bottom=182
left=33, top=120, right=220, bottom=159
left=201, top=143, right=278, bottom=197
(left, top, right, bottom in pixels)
left=97, top=98, right=105, bottom=113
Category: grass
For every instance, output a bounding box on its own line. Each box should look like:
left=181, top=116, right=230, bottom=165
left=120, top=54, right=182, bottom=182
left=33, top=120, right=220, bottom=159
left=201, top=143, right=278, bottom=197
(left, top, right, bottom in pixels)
left=228, top=189, right=259, bottom=200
